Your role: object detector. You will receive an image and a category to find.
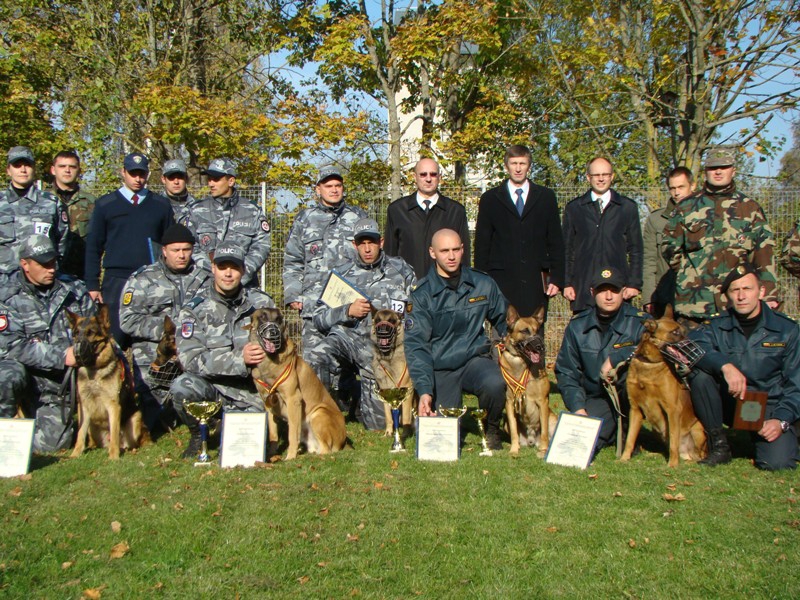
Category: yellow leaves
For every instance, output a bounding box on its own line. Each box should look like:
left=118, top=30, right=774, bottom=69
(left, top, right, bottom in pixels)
left=109, top=541, right=130, bottom=560
left=662, top=493, right=686, bottom=502
left=82, top=585, right=107, bottom=599
left=110, top=521, right=122, bottom=534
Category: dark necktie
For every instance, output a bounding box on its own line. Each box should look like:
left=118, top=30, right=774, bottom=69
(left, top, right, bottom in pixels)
left=132, top=194, right=139, bottom=206
left=423, top=199, right=431, bottom=214
left=515, top=189, right=524, bottom=216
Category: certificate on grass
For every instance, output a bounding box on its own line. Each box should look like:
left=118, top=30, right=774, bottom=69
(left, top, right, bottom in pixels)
left=0, top=418, right=35, bottom=477
left=320, top=270, right=369, bottom=308
left=416, top=416, right=460, bottom=461
left=545, top=412, right=602, bottom=470
left=220, top=412, right=267, bottom=468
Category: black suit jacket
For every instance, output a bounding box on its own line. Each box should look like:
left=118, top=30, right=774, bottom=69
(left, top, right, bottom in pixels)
left=474, top=180, right=564, bottom=317
left=384, top=193, right=471, bottom=279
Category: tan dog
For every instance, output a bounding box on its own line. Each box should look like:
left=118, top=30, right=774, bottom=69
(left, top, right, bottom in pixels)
left=623, top=305, right=707, bottom=467
left=247, top=308, right=347, bottom=459
left=371, top=308, right=417, bottom=435
left=66, top=305, right=149, bottom=459
left=498, top=305, right=556, bottom=456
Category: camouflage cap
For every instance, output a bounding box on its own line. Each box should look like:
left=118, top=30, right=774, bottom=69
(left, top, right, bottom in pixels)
left=162, top=158, right=187, bottom=176
left=18, top=234, right=57, bottom=263
left=7, top=146, right=34, bottom=165
left=316, top=164, right=343, bottom=185
left=591, top=266, right=625, bottom=290
left=353, top=218, right=381, bottom=241
left=704, top=147, right=736, bottom=168
left=212, top=241, right=245, bottom=270
left=720, top=262, right=760, bottom=295
left=123, top=152, right=150, bottom=172
left=202, top=157, right=237, bottom=178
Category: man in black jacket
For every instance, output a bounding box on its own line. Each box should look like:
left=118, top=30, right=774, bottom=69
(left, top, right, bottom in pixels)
left=384, top=158, right=470, bottom=279
left=474, top=144, right=564, bottom=320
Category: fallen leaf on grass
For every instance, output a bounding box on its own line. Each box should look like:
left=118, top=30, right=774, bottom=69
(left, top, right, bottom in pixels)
left=612, top=491, right=622, bottom=497
left=482, top=470, right=489, bottom=475
left=211, top=509, right=222, bottom=517
left=109, top=541, right=130, bottom=559
left=663, top=510, right=674, bottom=518
left=777, top=554, right=787, bottom=562
left=111, top=521, right=122, bottom=534
left=319, top=507, right=329, bottom=516
left=357, top=522, right=365, bottom=530
left=82, top=585, right=107, bottom=599
left=298, top=575, right=310, bottom=585
left=588, top=473, right=598, bottom=479
left=153, top=582, right=164, bottom=591
left=681, top=481, right=694, bottom=486
left=8, top=486, right=22, bottom=497
left=628, top=539, right=637, bottom=548
left=663, top=493, right=686, bottom=502
left=62, top=561, right=74, bottom=569
left=545, top=526, right=559, bottom=533
left=666, top=483, right=677, bottom=491
left=310, top=483, right=319, bottom=491
left=174, top=502, right=184, bottom=510
left=773, top=538, right=780, bottom=545
left=346, top=533, right=359, bottom=542
left=299, top=532, right=308, bottom=539
left=390, top=460, right=399, bottom=470
left=317, top=562, right=329, bottom=567
left=374, top=482, right=384, bottom=489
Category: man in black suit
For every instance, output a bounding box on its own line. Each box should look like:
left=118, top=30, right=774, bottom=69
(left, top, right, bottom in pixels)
left=562, top=156, right=643, bottom=313
left=474, top=145, right=564, bottom=320
left=384, top=158, right=471, bottom=279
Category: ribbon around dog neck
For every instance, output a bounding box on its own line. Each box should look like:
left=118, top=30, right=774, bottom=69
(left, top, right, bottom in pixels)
left=255, top=356, right=295, bottom=396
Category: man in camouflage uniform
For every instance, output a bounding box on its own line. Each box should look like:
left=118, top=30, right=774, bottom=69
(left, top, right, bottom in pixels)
left=119, top=224, right=212, bottom=433
left=49, top=150, right=95, bottom=279
left=183, top=157, right=270, bottom=287
left=161, top=158, right=195, bottom=222
left=0, top=235, right=95, bottom=452
left=311, top=218, right=416, bottom=430
left=1, top=146, right=69, bottom=299
left=169, top=241, right=275, bottom=458
left=662, top=147, right=778, bottom=322
left=283, top=165, right=367, bottom=361
left=779, top=220, right=800, bottom=294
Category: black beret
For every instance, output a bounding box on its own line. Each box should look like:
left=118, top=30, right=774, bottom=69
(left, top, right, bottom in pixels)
left=720, top=262, right=759, bottom=295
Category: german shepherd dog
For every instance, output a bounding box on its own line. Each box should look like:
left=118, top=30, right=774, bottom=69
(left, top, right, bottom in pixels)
left=246, top=308, right=347, bottom=460
left=498, top=305, right=556, bottom=456
left=371, top=308, right=417, bottom=436
left=623, top=305, right=707, bottom=467
left=66, top=305, right=149, bottom=459
left=148, top=316, right=181, bottom=382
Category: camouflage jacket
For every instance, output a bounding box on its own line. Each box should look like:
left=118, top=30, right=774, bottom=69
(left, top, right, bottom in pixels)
left=53, top=185, right=96, bottom=279
left=119, top=258, right=212, bottom=367
left=283, top=200, right=367, bottom=313
left=0, top=272, right=95, bottom=374
left=168, top=192, right=196, bottom=225
left=662, top=186, right=777, bottom=318
left=312, top=253, right=416, bottom=341
left=779, top=219, right=800, bottom=279
left=0, top=184, right=69, bottom=275
left=176, top=284, right=274, bottom=404
left=183, top=190, right=270, bottom=286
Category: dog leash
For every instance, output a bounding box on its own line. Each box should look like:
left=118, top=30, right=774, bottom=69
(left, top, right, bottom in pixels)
left=601, top=367, right=625, bottom=458
left=59, top=367, right=77, bottom=425
left=254, top=356, right=296, bottom=397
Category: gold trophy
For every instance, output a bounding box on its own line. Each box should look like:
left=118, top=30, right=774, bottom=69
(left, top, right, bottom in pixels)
left=183, top=399, right=223, bottom=466
left=471, top=408, right=493, bottom=457
left=437, top=406, right=468, bottom=419
left=379, top=388, right=408, bottom=453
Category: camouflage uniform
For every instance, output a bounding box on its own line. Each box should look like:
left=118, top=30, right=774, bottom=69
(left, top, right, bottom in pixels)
left=183, top=190, right=270, bottom=287
left=662, top=185, right=777, bottom=319
left=283, top=200, right=367, bottom=357
left=169, top=284, right=275, bottom=424
left=779, top=219, right=800, bottom=279
left=0, top=272, right=95, bottom=452
left=119, top=257, right=212, bottom=428
left=53, top=185, right=96, bottom=279
left=311, top=252, right=416, bottom=430
left=167, top=192, right=195, bottom=225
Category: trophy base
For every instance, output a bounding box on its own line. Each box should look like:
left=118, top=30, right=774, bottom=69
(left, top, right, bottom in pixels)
left=193, top=460, right=215, bottom=467
left=390, top=447, right=407, bottom=453
left=479, top=449, right=494, bottom=457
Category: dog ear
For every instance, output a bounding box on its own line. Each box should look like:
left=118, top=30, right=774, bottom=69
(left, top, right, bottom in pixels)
left=370, top=305, right=378, bottom=318
left=506, top=305, right=520, bottom=327
left=96, top=304, right=111, bottom=331
left=644, top=319, right=657, bottom=333
left=65, top=309, right=80, bottom=330
left=532, top=305, right=545, bottom=325
left=664, top=304, right=674, bottom=319
left=163, top=315, right=176, bottom=335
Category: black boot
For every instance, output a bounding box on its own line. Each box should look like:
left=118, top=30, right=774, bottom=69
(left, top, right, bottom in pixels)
left=486, top=423, right=503, bottom=451
left=182, top=425, right=203, bottom=459
left=699, top=428, right=732, bottom=466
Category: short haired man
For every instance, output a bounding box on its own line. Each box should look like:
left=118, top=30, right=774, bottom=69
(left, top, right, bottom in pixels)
left=663, top=147, right=778, bottom=322
left=687, top=264, right=799, bottom=470
left=161, top=158, right=195, bottom=222
left=283, top=165, right=367, bottom=366
left=0, top=146, right=69, bottom=297
left=0, top=235, right=95, bottom=452
left=119, top=223, right=212, bottom=432
left=384, top=158, right=471, bottom=278
left=50, top=150, right=96, bottom=279
left=555, top=266, right=652, bottom=452
left=170, top=241, right=275, bottom=457
left=641, top=166, right=695, bottom=317
left=182, top=157, right=270, bottom=288
left=405, top=228, right=508, bottom=449
left=85, top=152, right=175, bottom=347
left=310, top=218, right=416, bottom=430
left=475, top=144, right=564, bottom=319
left=562, top=157, right=643, bottom=312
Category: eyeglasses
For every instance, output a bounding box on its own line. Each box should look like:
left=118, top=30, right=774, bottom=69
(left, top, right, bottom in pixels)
left=416, top=172, right=439, bottom=177
left=588, top=173, right=612, bottom=178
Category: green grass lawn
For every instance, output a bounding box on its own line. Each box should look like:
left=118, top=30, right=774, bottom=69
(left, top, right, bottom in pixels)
left=1, top=396, right=798, bottom=599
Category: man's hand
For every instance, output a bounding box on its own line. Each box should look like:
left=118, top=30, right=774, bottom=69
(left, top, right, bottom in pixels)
left=89, top=291, right=103, bottom=303
left=574, top=409, right=589, bottom=416
left=758, top=418, right=783, bottom=443
left=622, top=287, right=640, bottom=300
left=65, top=346, right=77, bottom=368
left=545, top=283, right=561, bottom=297
left=643, top=303, right=654, bottom=315
left=721, top=363, right=747, bottom=400
left=243, top=342, right=266, bottom=367
left=563, top=286, right=576, bottom=301
left=288, top=301, right=303, bottom=311
left=348, top=298, right=372, bottom=319
left=418, top=394, right=435, bottom=416
left=600, top=357, right=613, bottom=380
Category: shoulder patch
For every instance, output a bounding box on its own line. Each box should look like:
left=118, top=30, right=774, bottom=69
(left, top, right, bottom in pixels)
left=261, top=219, right=270, bottom=232
left=404, top=317, right=413, bottom=331
left=60, top=206, right=69, bottom=223
left=185, top=296, right=205, bottom=309
left=0, top=312, right=8, bottom=332
left=122, top=290, right=133, bottom=306
left=181, top=320, right=194, bottom=339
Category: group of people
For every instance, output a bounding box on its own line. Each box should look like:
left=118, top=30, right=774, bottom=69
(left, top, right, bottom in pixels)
left=0, top=142, right=797, bottom=470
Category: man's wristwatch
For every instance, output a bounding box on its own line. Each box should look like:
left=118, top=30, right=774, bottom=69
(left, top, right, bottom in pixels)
left=779, top=420, right=791, bottom=433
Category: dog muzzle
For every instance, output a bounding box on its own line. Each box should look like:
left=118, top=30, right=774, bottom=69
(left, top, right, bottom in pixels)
left=147, top=357, right=181, bottom=387
left=515, top=335, right=546, bottom=368
left=73, top=338, right=98, bottom=367
left=374, top=320, right=397, bottom=355
left=257, top=321, right=283, bottom=354
left=660, top=339, right=705, bottom=376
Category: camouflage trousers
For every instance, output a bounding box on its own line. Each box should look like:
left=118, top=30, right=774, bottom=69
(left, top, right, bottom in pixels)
left=0, top=360, right=74, bottom=453
left=169, top=373, right=264, bottom=428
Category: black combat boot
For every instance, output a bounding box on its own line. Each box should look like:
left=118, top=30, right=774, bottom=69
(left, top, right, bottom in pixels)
left=182, top=425, right=203, bottom=459
left=486, top=423, right=503, bottom=451
left=699, top=428, right=732, bottom=466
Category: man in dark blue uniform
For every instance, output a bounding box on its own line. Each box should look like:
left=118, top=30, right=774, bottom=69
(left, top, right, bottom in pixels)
left=555, top=267, right=651, bottom=451
left=688, top=263, right=800, bottom=470
left=405, top=228, right=508, bottom=449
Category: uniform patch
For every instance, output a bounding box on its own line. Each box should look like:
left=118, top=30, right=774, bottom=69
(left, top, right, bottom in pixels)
left=181, top=321, right=194, bottom=338
left=201, top=235, right=212, bottom=246
left=762, top=341, right=785, bottom=348
left=468, top=295, right=487, bottom=303
left=406, top=302, right=412, bottom=313
left=613, top=341, right=635, bottom=349
left=737, top=233, right=747, bottom=245
left=310, top=243, right=320, bottom=256
left=404, top=317, right=413, bottom=331
left=122, top=291, right=133, bottom=306
left=0, top=313, right=7, bottom=332
left=261, top=220, right=270, bottom=232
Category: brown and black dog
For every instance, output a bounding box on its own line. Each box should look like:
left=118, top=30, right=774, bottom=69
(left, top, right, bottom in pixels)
left=66, top=305, right=149, bottom=459
left=498, top=305, right=556, bottom=456
left=148, top=315, right=181, bottom=383
left=246, top=307, right=347, bottom=459
left=371, top=308, right=417, bottom=436
left=623, top=305, right=707, bottom=467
